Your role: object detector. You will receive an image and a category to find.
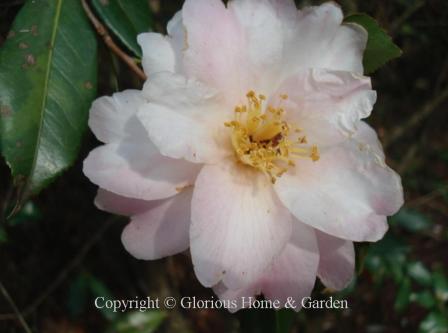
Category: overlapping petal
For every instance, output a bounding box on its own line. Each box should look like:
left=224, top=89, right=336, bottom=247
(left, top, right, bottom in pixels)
left=214, top=220, right=319, bottom=312
left=275, top=68, right=376, bottom=145
left=190, top=159, right=293, bottom=290
left=274, top=121, right=403, bottom=242
left=138, top=72, right=232, bottom=163
left=88, top=90, right=146, bottom=144
left=121, top=188, right=193, bottom=260
left=83, top=139, right=200, bottom=201
left=316, top=231, right=355, bottom=290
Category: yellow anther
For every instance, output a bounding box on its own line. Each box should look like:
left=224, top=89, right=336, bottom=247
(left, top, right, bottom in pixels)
left=225, top=91, right=319, bottom=183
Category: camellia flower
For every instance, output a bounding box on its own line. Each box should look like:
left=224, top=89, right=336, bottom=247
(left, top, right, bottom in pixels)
left=83, top=0, right=403, bottom=311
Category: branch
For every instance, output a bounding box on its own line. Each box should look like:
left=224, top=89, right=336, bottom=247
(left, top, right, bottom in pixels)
left=383, top=84, right=448, bottom=148
left=81, top=0, right=147, bottom=81
left=0, top=218, right=116, bottom=321
left=0, top=281, right=32, bottom=332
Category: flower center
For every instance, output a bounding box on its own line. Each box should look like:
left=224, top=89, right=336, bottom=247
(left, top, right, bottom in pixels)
left=225, top=91, right=319, bottom=183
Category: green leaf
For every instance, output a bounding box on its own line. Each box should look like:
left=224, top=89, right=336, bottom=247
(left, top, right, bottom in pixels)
left=407, top=262, right=433, bottom=287
left=394, top=277, right=411, bottom=312
left=275, top=309, right=296, bottom=333
left=390, top=208, right=432, bottom=233
left=67, top=274, right=90, bottom=317
left=0, top=227, right=7, bottom=244
left=88, top=275, right=117, bottom=321
left=411, top=291, right=436, bottom=309
left=7, top=201, right=41, bottom=226
left=109, top=311, right=167, bottom=333
left=419, top=312, right=448, bottom=333
left=344, top=14, right=402, bottom=74
left=0, top=0, right=97, bottom=207
left=91, top=0, right=152, bottom=57
left=433, top=271, right=448, bottom=302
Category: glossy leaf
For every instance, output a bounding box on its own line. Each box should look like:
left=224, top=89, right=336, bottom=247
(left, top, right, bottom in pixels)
left=411, top=291, right=436, bottom=309
left=109, top=311, right=167, bottom=333
left=276, top=309, right=296, bottom=333
left=0, top=0, right=97, bottom=207
left=394, top=277, right=411, bottom=312
left=433, top=271, right=448, bottom=302
left=0, top=227, right=7, bottom=244
left=419, top=312, right=448, bottom=333
left=345, top=14, right=402, bottom=74
left=390, top=208, right=432, bottom=233
left=91, top=0, right=152, bottom=57
left=407, top=262, right=432, bottom=287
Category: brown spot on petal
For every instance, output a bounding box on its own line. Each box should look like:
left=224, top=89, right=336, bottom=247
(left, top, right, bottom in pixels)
left=175, top=185, right=193, bottom=193
left=19, top=42, right=29, bottom=49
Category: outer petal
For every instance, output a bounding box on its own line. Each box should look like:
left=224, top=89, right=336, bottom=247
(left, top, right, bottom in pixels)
left=316, top=231, right=355, bottom=290
left=138, top=72, right=232, bottom=163
left=276, top=69, right=376, bottom=145
left=284, top=2, right=367, bottom=74
left=138, top=33, right=176, bottom=76
left=121, top=188, right=193, bottom=260
left=274, top=123, right=403, bottom=242
left=88, top=90, right=145, bottom=144
left=190, top=159, right=292, bottom=290
left=181, top=0, right=248, bottom=102
left=227, top=0, right=284, bottom=93
left=83, top=138, right=201, bottom=201
left=214, top=220, right=319, bottom=313
left=95, top=188, right=152, bottom=216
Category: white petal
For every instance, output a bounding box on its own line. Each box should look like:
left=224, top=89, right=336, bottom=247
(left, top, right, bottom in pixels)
left=316, top=230, right=355, bottom=290
left=274, top=124, right=403, bottom=242
left=137, top=33, right=176, bottom=76
left=284, top=2, right=367, bottom=74
left=181, top=0, right=249, bottom=102
left=121, top=188, right=192, bottom=260
left=94, top=188, right=151, bottom=216
left=83, top=139, right=201, bottom=201
left=228, top=0, right=283, bottom=92
left=276, top=69, right=376, bottom=145
left=138, top=72, right=231, bottom=163
left=214, top=220, right=319, bottom=313
left=190, top=159, right=292, bottom=290
left=88, top=90, right=146, bottom=143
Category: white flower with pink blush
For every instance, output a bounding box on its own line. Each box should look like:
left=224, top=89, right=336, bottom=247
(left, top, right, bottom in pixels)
left=83, top=0, right=404, bottom=312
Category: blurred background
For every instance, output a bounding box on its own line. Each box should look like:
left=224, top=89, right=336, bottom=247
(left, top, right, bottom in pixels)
left=0, top=0, right=447, bottom=332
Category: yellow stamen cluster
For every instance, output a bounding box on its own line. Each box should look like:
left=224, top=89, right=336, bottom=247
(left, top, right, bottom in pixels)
left=225, top=91, right=320, bottom=183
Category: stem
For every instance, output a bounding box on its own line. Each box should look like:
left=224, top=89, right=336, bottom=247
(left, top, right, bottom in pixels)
left=0, top=281, right=32, bottom=333
left=81, top=0, right=147, bottom=81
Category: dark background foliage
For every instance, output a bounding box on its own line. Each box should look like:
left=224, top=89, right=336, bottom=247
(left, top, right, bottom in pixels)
left=0, top=0, right=447, bottom=332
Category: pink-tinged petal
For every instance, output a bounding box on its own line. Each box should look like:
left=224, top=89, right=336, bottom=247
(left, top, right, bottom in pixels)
left=276, top=69, right=376, bottom=145
left=121, top=188, right=192, bottom=260
left=181, top=0, right=248, bottom=101
left=214, top=220, right=319, bottom=313
left=316, top=230, right=355, bottom=290
left=283, top=2, right=367, bottom=74
left=228, top=0, right=283, bottom=93
left=138, top=72, right=232, bottom=163
left=83, top=139, right=201, bottom=201
left=88, top=90, right=146, bottom=144
left=274, top=124, right=403, bottom=242
left=94, top=189, right=151, bottom=216
left=190, top=159, right=292, bottom=290
left=137, top=33, right=176, bottom=76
